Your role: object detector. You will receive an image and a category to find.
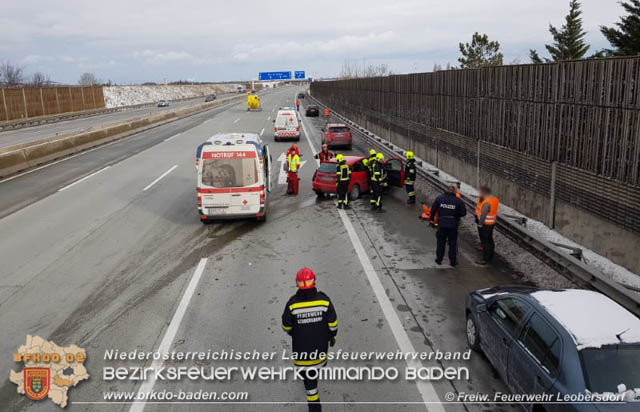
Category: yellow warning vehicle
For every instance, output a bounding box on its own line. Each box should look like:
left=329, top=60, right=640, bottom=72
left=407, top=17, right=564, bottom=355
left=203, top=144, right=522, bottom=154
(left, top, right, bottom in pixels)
left=247, top=92, right=261, bottom=111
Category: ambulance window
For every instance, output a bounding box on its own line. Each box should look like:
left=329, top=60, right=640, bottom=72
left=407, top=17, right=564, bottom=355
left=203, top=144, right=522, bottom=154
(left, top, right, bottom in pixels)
left=201, top=157, right=258, bottom=188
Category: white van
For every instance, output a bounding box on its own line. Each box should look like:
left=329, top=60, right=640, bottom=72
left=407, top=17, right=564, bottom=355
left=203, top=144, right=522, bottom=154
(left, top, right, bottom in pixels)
left=197, top=134, right=271, bottom=223
left=273, top=109, right=300, bottom=142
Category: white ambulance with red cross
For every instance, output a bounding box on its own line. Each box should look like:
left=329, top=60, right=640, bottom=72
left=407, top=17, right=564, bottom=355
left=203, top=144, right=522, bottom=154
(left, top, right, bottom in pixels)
left=197, top=134, right=271, bottom=223
left=273, top=109, right=300, bottom=141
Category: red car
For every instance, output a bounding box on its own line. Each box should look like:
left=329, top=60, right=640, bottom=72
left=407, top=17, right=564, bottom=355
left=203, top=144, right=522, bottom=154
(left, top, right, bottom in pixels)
left=322, top=123, right=352, bottom=150
left=312, top=155, right=405, bottom=199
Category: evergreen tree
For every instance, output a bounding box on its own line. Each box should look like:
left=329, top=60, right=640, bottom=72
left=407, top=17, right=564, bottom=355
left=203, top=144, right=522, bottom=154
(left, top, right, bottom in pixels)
left=458, top=32, right=504, bottom=68
left=530, top=0, right=590, bottom=62
left=601, top=0, right=640, bottom=56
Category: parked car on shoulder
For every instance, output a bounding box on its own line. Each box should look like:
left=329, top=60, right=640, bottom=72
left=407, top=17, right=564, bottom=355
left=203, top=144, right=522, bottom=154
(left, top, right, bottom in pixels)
left=305, top=105, right=319, bottom=117
left=157, top=100, right=170, bottom=107
left=466, top=286, right=640, bottom=410
left=204, top=94, right=217, bottom=102
left=322, top=123, right=352, bottom=150
left=297, top=93, right=305, bottom=99
left=312, top=155, right=404, bottom=199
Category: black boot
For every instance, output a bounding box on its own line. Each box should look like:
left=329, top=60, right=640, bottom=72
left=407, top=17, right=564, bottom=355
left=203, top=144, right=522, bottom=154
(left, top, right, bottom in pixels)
left=343, top=204, right=351, bottom=210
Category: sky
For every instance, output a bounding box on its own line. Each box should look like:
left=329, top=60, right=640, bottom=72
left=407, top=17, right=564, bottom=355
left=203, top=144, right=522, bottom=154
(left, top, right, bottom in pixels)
left=0, top=0, right=624, bottom=85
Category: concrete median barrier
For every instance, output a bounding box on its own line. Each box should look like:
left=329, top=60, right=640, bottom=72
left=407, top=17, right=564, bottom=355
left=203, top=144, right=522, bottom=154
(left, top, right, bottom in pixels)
left=0, top=94, right=244, bottom=178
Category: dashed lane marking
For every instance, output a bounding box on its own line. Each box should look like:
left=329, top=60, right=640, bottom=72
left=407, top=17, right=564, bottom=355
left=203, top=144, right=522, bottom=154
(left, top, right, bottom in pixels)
left=142, top=165, right=178, bottom=191
left=58, top=166, right=110, bottom=192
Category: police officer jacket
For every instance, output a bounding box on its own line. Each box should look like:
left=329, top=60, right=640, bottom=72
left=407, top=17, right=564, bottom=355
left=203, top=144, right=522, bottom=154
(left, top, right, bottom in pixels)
left=430, top=192, right=467, bottom=228
left=282, top=288, right=338, bottom=366
left=405, top=159, right=416, bottom=184
left=336, top=161, right=351, bottom=185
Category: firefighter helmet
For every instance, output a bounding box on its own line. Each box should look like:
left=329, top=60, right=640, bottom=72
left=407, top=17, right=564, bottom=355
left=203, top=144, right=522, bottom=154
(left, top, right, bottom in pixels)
left=296, top=267, right=316, bottom=289
left=376, top=152, right=384, bottom=161
left=406, top=151, right=414, bottom=159
left=336, top=154, right=344, bottom=162
left=369, top=149, right=376, bottom=156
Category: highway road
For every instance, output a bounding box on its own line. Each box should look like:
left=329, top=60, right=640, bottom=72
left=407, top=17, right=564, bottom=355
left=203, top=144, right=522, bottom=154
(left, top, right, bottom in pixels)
left=0, top=86, right=519, bottom=411
left=0, top=94, right=236, bottom=150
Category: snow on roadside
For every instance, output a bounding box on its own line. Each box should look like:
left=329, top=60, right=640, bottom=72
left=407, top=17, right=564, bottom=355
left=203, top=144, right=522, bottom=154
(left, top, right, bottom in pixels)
left=412, top=153, right=640, bottom=291
left=103, top=84, right=241, bottom=108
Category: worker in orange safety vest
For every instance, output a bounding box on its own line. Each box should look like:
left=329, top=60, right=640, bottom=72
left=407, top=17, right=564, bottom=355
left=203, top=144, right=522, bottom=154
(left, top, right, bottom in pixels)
left=475, top=186, right=500, bottom=265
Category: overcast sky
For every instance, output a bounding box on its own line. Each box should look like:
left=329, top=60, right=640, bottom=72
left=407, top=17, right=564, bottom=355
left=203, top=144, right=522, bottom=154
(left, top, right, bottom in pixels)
left=0, top=0, right=624, bottom=84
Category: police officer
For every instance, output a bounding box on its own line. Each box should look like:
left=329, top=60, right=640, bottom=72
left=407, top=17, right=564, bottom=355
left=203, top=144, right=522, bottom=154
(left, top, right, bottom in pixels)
left=430, top=185, right=467, bottom=266
left=282, top=268, right=338, bottom=412
left=335, top=154, right=351, bottom=209
left=370, top=152, right=385, bottom=212
left=405, top=151, right=416, bottom=204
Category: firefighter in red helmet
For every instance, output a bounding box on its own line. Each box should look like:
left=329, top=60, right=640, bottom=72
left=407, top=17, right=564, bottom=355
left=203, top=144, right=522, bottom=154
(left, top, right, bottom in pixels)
left=282, top=268, right=338, bottom=412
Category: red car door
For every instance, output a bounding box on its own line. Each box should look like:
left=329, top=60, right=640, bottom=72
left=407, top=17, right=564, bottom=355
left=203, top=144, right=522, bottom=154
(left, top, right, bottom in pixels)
left=384, top=158, right=405, bottom=187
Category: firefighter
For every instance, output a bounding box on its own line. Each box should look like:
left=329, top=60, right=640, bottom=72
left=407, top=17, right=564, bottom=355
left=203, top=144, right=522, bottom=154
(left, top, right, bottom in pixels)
left=405, top=151, right=416, bottom=204
left=377, top=152, right=388, bottom=192
left=314, top=144, right=333, bottom=163
left=287, top=145, right=301, bottom=195
left=282, top=268, right=338, bottom=412
left=430, top=184, right=467, bottom=266
left=366, top=149, right=377, bottom=196
left=335, top=154, right=351, bottom=209
left=475, top=186, right=500, bottom=265
left=370, top=152, right=385, bottom=212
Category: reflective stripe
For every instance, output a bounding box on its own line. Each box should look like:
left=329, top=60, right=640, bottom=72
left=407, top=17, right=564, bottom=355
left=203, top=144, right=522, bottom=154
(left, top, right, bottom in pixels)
left=291, top=306, right=328, bottom=315
left=328, top=320, right=338, bottom=328
left=282, top=324, right=292, bottom=331
left=307, top=394, right=320, bottom=401
left=306, top=388, right=318, bottom=396
left=293, top=355, right=327, bottom=366
left=289, top=300, right=330, bottom=311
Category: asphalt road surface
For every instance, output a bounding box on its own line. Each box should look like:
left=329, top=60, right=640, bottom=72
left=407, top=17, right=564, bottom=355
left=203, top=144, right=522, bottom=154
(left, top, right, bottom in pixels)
left=0, top=86, right=519, bottom=412
left=0, top=94, right=235, bottom=149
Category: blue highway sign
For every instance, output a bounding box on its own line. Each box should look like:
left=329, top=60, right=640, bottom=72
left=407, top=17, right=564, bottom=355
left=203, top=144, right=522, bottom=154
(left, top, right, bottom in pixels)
left=294, top=71, right=306, bottom=79
left=259, top=71, right=292, bottom=81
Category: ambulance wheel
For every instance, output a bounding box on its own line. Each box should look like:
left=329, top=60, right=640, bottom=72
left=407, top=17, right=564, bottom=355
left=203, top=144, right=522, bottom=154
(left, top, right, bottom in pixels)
left=256, top=213, right=267, bottom=222
left=349, top=184, right=361, bottom=200
left=200, top=217, right=210, bottom=224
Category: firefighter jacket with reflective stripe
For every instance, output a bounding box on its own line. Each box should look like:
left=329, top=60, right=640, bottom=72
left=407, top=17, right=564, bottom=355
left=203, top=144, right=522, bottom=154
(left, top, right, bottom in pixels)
left=476, top=196, right=499, bottom=225
left=368, top=155, right=377, bottom=173
left=282, top=289, right=338, bottom=365
left=288, top=153, right=300, bottom=172
left=405, top=159, right=416, bottom=184
left=371, top=160, right=384, bottom=182
left=337, top=161, right=351, bottom=183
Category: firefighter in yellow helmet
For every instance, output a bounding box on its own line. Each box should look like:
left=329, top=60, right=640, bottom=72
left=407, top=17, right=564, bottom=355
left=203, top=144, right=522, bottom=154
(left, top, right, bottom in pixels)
left=335, top=154, right=351, bottom=209
left=370, top=152, right=385, bottom=212
left=405, top=151, right=416, bottom=204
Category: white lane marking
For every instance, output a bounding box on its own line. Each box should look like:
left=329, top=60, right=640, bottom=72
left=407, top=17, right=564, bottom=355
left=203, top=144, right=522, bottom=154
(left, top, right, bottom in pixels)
left=233, top=117, right=240, bottom=124
left=58, top=166, right=110, bottom=192
left=338, top=210, right=444, bottom=411
left=259, top=128, right=264, bottom=137
left=277, top=152, right=306, bottom=185
left=142, top=165, right=178, bottom=191
left=129, top=258, right=208, bottom=412
left=301, top=110, right=443, bottom=411
left=267, top=116, right=271, bottom=121
left=164, top=132, right=181, bottom=142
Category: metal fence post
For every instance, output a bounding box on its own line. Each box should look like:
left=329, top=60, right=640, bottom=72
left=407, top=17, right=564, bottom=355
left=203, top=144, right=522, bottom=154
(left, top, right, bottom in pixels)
left=55, top=88, right=60, bottom=114
left=40, top=88, right=45, bottom=116
left=476, top=139, right=481, bottom=189
left=22, top=88, right=28, bottom=119
left=1, top=88, right=8, bottom=121
left=549, top=161, right=557, bottom=229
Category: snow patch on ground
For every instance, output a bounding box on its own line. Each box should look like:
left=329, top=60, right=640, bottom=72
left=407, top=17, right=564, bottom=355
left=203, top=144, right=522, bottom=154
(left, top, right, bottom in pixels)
left=103, top=84, right=241, bottom=108
left=532, top=289, right=640, bottom=349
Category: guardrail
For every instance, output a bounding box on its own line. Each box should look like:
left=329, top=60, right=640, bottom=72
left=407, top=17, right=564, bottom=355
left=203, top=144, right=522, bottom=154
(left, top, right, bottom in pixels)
left=307, top=94, right=640, bottom=318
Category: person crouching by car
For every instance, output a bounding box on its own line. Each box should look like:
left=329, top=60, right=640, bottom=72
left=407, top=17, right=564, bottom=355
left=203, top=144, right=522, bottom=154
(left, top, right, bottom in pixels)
left=314, top=144, right=333, bottom=163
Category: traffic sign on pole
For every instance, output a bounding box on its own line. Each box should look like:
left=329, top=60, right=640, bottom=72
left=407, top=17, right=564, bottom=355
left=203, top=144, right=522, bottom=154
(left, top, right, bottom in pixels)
left=294, top=71, right=306, bottom=79
left=259, top=71, right=292, bottom=81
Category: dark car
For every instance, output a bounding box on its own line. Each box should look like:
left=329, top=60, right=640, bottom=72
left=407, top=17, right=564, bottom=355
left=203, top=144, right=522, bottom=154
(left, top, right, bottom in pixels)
left=466, top=286, right=640, bottom=411
left=312, top=155, right=404, bottom=199
left=157, top=100, right=170, bottom=107
left=297, top=93, right=305, bottom=99
left=204, top=94, right=217, bottom=102
left=305, top=105, right=319, bottom=117
left=322, top=123, right=352, bottom=150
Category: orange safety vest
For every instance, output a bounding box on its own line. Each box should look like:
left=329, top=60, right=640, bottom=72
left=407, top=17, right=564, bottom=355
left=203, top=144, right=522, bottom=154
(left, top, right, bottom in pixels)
left=476, top=196, right=499, bottom=225
left=324, top=108, right=330, bottom=117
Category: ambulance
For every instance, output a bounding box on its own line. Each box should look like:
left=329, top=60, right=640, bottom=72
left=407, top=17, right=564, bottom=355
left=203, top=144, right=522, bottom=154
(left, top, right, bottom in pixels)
left=273, top=109, right=300, bottom=141
left=197, top=133, right=272, bottom=223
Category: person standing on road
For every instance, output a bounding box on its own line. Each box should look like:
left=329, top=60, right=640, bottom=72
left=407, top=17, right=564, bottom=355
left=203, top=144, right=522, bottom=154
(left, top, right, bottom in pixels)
left=314, top=144, right=333, bottom=163
left=475, top=186, right=499, bottom=265
left=367, top=149, right=377, bottom=196
left=282, top=268, right=338, bottom=412
left=296, top=99, right=301, bottom=111
left=404, top=151, right=416, bottom=204
left=377, top=152, right=388, bottom=192
left=287, top=145, right=301, bottom=195
left=370, top=152, right=385, bottom=212
left=335, top=154, right=351, bottom=209
left=323, top=107, right=330, bottom=121
left=430, top=185, right=467, bottom=266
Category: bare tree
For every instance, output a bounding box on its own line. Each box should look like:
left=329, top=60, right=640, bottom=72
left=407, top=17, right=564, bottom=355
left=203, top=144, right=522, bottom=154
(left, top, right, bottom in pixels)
left=0, top=60, right=25, bottom=86
left=339, top=60, right=393, bottom=79
left=78, top=72, right=99, bottom=86
left=29, top=72, right=50, bottom=87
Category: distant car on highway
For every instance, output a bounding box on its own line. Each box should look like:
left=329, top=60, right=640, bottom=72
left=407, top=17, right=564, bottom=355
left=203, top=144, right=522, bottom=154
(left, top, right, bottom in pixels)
left=204, top=94, right=217, bottom=102
left=305, top=105, right=319, bottom=117
left=157, top=100, right=170, bottom=107
left=312, top=155, right=405, bottom=199
left=466, top=286, right=640, bottom=410
left=297, top=93, right=305, bottom=99
left=322, top=123, right=352, bottom=150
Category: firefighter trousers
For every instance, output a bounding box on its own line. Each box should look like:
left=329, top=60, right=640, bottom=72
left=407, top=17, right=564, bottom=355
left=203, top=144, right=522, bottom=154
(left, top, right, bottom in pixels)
left=370, top=182, right=382, bottom=209
left=302, top=369, right=321, bottom=412
left=337, top=182, right=349, bottom=206
left=405, top=182, right=415, bottom=202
